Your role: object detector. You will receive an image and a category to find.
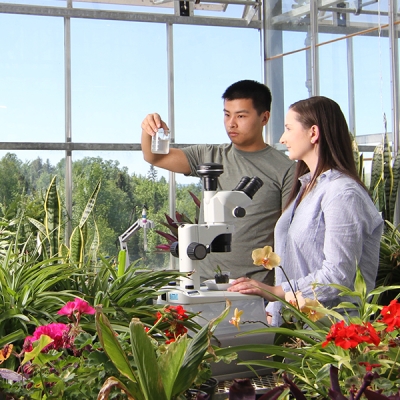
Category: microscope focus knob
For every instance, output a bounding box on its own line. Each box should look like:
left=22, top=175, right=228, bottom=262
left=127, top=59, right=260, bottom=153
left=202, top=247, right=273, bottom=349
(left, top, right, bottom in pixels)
left=170, top=242, right=179, bottom=258
left=233, top=206, right=246, bottom=218
left=187, top=243, right=208, bottom=260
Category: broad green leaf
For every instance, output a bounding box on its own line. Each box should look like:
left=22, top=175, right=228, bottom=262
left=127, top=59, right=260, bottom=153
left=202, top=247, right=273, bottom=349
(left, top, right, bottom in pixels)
left=129, top=319, right=168, bottom=400
left=70, top=226, right=84, bottom=266
left=95, top=306, right=137, bottom=383
left=44, top=175, right=61, bottom=257
left=79, top=180, right=101, bottom=228
left=158, top=336, right=189, bottom=398
left=22, top=335, right=54, bottom=366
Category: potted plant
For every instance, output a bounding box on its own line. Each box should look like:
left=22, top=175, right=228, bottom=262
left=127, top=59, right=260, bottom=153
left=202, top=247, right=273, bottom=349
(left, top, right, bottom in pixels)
left=214, top=265, right=229, bottom=284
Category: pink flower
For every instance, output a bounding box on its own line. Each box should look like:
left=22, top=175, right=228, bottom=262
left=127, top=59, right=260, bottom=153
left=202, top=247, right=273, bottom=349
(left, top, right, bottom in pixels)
left=24, top=323, right=70, bottom=353
left=58, top=298, right=95, bottom=318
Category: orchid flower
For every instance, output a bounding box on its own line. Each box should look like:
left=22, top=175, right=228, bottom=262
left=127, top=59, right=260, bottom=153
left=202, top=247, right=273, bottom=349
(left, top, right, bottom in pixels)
left=252, top=246, right=280, bottom=270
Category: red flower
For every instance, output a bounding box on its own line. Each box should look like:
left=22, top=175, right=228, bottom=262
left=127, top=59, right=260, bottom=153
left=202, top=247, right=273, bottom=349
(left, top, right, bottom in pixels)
left=24, top=323, right=70, bottom=353
left=359, top=361, right=381, bottom=371
left=379, top=299, right=400, bottom=332
left=155, top=305, right=189, bottom=341
left=357, top=322, right=381, bottom=346
left=322, top=321, right=381, bottom=349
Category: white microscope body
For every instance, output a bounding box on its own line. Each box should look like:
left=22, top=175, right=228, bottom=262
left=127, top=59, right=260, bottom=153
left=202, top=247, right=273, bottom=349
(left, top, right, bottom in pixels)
left=163, top=162, right=264, bottom=304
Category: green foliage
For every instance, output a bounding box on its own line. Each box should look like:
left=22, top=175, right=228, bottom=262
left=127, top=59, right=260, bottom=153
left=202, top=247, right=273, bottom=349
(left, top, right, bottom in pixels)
left=95, top=301, right=230, bottom=400
left=0, top=153, right=202, bottom=270
left=224, top=269, right=400, bottom=399
left=353, top=132, right=400, bottom=224
left=0, top=237, right=78, bottom=349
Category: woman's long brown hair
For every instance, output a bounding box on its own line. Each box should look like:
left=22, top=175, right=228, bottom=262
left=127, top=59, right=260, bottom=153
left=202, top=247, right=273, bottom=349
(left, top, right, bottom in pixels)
left=284, top=96, right=368, bottom=208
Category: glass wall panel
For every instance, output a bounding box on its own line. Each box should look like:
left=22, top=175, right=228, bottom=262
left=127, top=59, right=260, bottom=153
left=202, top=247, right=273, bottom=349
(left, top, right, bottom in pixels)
left=353, top=34, right=391, bottom=138
left=318, top=36, right=349, bottom=121
left=0, top=14, right=64, bottom=142
left=282, top=49, right=309, bottom=111
left=71, top=19, right=168, bottom=144
left=173, top=25, right=262, bottom=146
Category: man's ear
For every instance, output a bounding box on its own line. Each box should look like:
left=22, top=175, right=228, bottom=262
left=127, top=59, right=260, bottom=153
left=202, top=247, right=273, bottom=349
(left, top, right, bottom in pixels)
left=262, top=111, right=270, bottom=126
left=310, top=125, right=320, bottom=144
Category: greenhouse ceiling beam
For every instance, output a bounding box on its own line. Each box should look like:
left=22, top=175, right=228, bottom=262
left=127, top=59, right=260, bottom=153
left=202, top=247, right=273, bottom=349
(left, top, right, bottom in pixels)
left=272, top=22, right=391, bottom=38
left=0, top=142, right=194, bottom=151
left=0, top=3, right=261, bottom=28
left=271, top=0, right=339, bottom=24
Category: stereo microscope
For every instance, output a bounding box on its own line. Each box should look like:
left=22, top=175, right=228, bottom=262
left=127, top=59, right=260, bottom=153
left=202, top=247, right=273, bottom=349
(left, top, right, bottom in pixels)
left=159, top=162, right=264, bottom=305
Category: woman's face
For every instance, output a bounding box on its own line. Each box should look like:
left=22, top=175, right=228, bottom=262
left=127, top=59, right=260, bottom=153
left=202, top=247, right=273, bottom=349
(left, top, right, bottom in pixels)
left=280, top=109, right=314, bottom=162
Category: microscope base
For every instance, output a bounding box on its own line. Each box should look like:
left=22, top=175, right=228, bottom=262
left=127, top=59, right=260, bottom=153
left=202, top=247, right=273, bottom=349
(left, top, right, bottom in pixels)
left=158, top=286, right=260, bottom=305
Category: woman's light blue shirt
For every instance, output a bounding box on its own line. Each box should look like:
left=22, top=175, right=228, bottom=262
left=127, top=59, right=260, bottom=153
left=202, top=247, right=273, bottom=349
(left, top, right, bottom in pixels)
left=266, top=169, right=384, bottom=326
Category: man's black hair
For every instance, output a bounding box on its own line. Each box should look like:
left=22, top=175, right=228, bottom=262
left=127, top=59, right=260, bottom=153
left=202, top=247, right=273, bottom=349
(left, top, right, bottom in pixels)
left=222, top=80, right=272, bottom=114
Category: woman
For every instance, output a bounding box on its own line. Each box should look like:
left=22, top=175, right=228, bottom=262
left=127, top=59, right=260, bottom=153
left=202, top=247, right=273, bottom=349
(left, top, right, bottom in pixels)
left=228, top=96, right=384, bottom=326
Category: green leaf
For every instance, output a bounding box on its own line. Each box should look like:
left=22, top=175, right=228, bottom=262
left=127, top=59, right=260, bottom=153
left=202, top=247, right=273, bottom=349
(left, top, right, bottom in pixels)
left=129, top=319, right=168, bottom=400
left=79, top=180, right=101, bottom=228
left=118, top=250, right=126, bottom=277
left=158, top=336, right=189, bottom=398
left=44, top=175, right=61, bottom=257
left=0, top=329, right=26, bottom=347
left=70, top=226, right=84, bottom=266
left=171, top=300, right=231, bottom=397
left=353, top=267, right=367, bottom=298
left=95, top=306, right=137, bottom=383
left=98, top=376, right=137, bottom=400
left=22, top=334, right=54, bottom=366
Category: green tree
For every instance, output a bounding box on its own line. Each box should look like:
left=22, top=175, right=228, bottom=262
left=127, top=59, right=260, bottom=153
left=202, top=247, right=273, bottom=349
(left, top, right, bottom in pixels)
left=0, top=153, right=28, bottom=211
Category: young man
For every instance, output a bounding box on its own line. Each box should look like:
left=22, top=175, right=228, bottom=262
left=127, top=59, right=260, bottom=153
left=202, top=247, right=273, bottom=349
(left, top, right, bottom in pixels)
left=141, top=79, right=295, bottom=282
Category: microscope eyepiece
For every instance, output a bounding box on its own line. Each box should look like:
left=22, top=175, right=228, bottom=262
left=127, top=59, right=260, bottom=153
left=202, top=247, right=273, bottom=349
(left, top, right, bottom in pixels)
left=197, top=163, right=224, bottom=191
left=237, top=176, right=264, bottom=199
left=232, top=176, right=251, bottom=191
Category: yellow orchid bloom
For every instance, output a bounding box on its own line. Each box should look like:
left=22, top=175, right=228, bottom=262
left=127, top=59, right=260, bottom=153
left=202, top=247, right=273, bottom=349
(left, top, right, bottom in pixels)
left=301, top=298, right=325, bottom=322
left=229, top=308, right=244, bottom=330
left=252, top=246, right=281, bottom=270
left=285, top=291, right=325, bottom=322
left=285, top=291, right=306, bottom=309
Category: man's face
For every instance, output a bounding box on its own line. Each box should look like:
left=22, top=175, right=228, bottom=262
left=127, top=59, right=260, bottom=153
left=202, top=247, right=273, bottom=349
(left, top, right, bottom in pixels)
left=223, top=98, right=269, bottom=151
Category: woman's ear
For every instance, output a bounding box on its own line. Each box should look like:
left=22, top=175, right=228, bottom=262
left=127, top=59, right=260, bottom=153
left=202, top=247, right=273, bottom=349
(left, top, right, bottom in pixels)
left=310, top=125, right=320, bottom=144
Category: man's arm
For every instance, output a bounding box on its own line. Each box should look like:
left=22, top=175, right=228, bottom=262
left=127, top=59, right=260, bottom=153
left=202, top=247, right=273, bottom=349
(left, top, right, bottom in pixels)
left=141, top=113, right=191, bottom=174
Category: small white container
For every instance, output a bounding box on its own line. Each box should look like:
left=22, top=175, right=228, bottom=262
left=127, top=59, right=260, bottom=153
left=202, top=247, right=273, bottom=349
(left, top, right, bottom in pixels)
left=151, top=128, right=170, bottom=154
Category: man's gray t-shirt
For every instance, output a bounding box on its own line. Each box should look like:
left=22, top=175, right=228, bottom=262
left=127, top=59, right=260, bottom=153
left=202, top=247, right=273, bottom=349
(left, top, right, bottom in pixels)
left=181, top=143, right=295, bottom=281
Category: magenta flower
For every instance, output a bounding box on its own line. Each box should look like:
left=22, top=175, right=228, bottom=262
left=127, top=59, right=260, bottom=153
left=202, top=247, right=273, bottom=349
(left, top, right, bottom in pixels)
left=24, top=323, right=70, bottom=353
left=58, top=298, right=95, bottom=318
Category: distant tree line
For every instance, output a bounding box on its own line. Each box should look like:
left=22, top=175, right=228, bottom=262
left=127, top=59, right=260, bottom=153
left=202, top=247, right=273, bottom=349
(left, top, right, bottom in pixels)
left=0, top=153, right=202, bottom=269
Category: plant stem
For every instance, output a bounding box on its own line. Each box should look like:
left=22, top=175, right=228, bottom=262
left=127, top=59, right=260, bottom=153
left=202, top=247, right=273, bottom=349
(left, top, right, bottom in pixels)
left=279, top=266, right=301, bottom=312
left=388, top=345, right=400, bottom=380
